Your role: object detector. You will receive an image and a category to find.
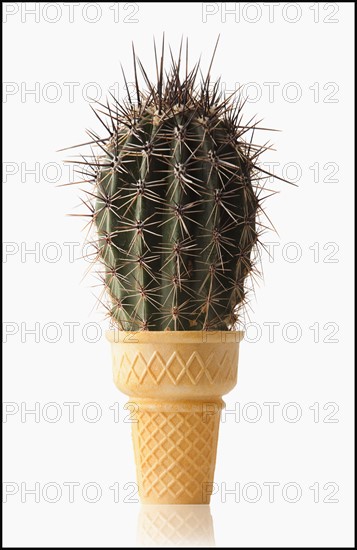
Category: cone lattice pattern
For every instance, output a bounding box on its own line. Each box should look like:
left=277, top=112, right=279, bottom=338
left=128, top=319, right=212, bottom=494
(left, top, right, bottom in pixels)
left=132, top=404, right=221, bottom=504
left=114, top=348, right=237, bottom=388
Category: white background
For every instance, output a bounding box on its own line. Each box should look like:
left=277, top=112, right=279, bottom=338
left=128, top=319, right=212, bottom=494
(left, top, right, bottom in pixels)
left=3, top=2, right=354, bottom=547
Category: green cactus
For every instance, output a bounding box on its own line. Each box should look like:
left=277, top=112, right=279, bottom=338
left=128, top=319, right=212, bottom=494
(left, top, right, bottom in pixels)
left=70, top=39, right=284, bottom=331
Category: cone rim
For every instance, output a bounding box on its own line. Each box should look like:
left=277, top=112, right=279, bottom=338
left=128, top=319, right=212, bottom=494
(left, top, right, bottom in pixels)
left=106, top=329, right=244, bottom=344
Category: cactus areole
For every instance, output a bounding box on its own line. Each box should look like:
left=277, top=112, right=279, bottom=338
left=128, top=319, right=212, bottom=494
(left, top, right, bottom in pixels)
left=72, top=39, right=280, bottom=331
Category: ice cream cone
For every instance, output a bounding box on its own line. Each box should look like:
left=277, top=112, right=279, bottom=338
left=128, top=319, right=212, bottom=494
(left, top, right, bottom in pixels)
left=107, top=330, right=243, bottom=504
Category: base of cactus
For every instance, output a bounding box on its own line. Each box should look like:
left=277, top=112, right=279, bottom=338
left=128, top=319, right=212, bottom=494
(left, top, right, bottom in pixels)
left=107, top=330, right=243, bottom=504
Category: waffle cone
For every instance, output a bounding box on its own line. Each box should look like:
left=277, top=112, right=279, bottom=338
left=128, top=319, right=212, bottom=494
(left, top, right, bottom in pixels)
left=107, top=330, right=243, bottom=504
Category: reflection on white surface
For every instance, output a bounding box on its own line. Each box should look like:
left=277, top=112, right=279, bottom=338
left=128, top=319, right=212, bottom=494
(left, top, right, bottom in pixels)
left=137, top=504, right=215, bottom=547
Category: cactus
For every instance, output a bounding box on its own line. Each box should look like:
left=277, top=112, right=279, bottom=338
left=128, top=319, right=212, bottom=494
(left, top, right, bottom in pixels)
left=69, top=39, right=285, bottom=331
